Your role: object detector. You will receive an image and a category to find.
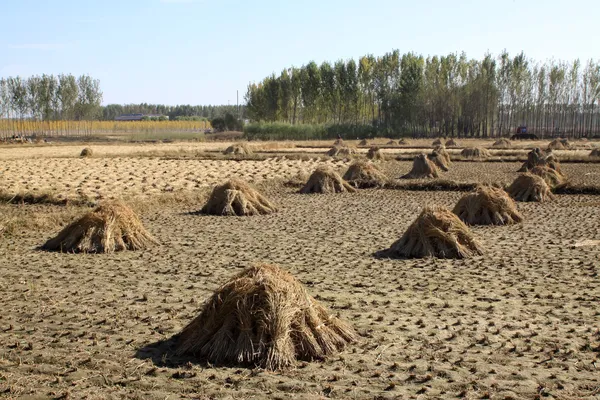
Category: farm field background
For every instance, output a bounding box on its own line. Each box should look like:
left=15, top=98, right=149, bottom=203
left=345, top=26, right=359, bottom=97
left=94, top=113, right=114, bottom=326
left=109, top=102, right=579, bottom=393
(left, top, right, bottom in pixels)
left=0, top=138, right=599, bottom=399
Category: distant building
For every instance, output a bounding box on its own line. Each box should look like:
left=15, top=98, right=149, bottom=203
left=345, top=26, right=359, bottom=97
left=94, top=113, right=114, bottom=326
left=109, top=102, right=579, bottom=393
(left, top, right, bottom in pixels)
left=115, top=113, right=168, bottom=121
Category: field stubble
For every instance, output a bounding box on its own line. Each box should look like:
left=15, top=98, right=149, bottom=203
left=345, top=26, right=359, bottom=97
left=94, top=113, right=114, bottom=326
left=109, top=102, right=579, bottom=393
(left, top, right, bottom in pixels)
left=0, top=140, right=599, bottom=399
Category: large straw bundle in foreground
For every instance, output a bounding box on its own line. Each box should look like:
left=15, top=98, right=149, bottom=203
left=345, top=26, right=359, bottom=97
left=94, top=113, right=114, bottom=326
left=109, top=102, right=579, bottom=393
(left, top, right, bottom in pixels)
left=383, top=206, right=483, bottom=259
left=300, top=166, right=356, bottom=194
left=461, top=147, right=490, bottom=159
left=366, top=146, right=385, bottom=161
left=342, top=161, right=388, bottom=188
left=176, top=263, right=357, bottom=370
left=224, top=143, right=253, bottom=156
left=428, top=147, right=450, bottom=171
left=453, top=186, right=523, bottom=225
left=42, top=201, right=157, bottom=253
left=507, top=173, right=553, bottom=202
left=401, top=154, right=439, bottom=179
left=530, top=166, right=566, bottom=188
left=492, top=138, right=512, bottom=148
left=80, top=147, right=93, bottom=157
left=201, top=179, right=277, bottom=216
left=446, top=138, right=460, bottom=147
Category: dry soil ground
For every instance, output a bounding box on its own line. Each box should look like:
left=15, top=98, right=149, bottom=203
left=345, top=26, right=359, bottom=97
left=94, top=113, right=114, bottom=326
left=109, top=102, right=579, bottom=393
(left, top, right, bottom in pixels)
left=0, top=140, right=599, bottom=400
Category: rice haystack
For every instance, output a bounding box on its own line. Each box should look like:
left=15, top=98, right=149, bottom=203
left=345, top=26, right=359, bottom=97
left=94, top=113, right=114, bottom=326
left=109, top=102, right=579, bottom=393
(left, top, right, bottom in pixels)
left=224, top=143, right=253, bottom=156
left=398, top=138, right=409, bottom=146
left=359, top=139, right=368, bottom=146
left=540, top=150, right=562, bottom=173
left=518, top=148, right=562, bottom=172
left=366, top=146, right=385, bottom=161
left=530, top=166, right=566, bottom=188
left=590, top=148, right=600, bottom=158
left=492, top=138, right=512, bottom=149
left=333, top=138, right=344, bottom=146
left=342, top=161, right=388, bottom=188
left=42, top=201, right=157, bottom=253
left=446, top=138, right=460, bottom=147
left=547, top=139, right=566, bottom=150
left=80, top=147, right=93, bottom=157
left=453, top=185, right=523, bottom=226
left=401, top=154, right=439, bottom=179
left=432, top=138, right=442, bottom=147
left=461, top=147, right=490, bottom=159
left=428, top=147, right=450, bottom=171
left=175, top=263, right=357, bottom=370
left=386, top=140, right=398, bottom=146
left=327, top=145, right=356, bottom=157
left=383, top=206, right=483, bottom=259
left=201, top=179, right=277, bottom=216
left=300, top=166, right=356, bottom=194
left=507, top=173, right=553, bottom=202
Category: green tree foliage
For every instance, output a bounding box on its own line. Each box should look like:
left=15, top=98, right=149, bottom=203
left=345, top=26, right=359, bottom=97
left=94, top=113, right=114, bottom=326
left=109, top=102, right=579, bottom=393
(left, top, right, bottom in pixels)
left=244, top=51, right=600, bottom=138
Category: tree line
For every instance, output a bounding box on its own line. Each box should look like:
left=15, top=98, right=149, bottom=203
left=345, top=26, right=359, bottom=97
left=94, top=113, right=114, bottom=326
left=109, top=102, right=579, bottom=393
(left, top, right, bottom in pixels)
left=101, top=104, right=247, bottom=121
left=245, top=51, right=600, bottom=138
left=0, top=74, right=103, bottom=124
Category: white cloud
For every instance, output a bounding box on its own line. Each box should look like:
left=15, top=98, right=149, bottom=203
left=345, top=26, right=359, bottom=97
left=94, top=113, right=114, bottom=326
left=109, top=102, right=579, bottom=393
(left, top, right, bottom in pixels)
left=8, top=43, right=66, bottom=51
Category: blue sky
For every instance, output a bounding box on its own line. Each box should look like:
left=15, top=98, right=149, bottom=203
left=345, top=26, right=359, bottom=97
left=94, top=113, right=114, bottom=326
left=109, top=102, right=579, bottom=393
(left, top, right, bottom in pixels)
left=1, top=0, right=598, bottom=105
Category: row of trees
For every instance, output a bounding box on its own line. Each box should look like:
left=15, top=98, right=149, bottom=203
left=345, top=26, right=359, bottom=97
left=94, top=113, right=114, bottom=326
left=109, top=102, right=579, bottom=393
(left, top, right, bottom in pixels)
left=0, top=74, right=103, bottom=125
left=245, top=51, right=600, bottom=137
left=101, top=103, right=246, bottom=121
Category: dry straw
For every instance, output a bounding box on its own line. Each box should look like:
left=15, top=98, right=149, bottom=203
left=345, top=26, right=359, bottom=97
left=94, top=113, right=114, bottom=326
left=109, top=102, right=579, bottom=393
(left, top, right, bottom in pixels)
left=428, top=147, right=450, bottom=171
left=201, top=179, right=277, bottom=216
left=398, top=138, right=409, bottom=145
left=401, top=154, right=439, bottom=179
left=42, top=201, right=157, bottom=253
left=432, top=138, right=442, bottom=147
left=366, top=146, right=385, bottom=161
left=547, top=139, right=568, bottom=150
left=327, top=145, right=356, bottom=157
left=453, top=185, right=523, bottom=225
left=530, top=166, right=566, bottom=188
left=223, top=143, right=253, bottom=156
left=518, top=148, right=562, bottom=173
left=445, top=138, right=460, bottom=147
left=359, top=139, right=368, bottom=146
left=461, top=147, right=490, bottom=159
left=300, top=166, right=356, bottom=194
left=384, top=206, right=483, bottom=259
left=492, top=138, right=512, bottom=149
left=80, top=147, right=93, bottom=157
left=387, top=140, right=398, bottom=146
left=175, top=263, right=357, bottom=370
left=590, top=148, right=600, bottom=158
left=342, top=160, right=388, bottom=188
left=507, top=173, right=553, bottom=202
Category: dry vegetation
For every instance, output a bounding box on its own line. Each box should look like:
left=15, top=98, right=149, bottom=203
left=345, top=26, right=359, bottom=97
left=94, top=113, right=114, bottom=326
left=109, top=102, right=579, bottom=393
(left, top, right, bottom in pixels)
left=381, top=206, right=483, bottom=259
left=42, top=201, right=157, bottom=253
left=176, top=263, right=357, bottom=370
left=200, top=179, right=278, bottom=216
left=1, top=139, right=600, bottom=399
left=300, top=166, right=356, bottom=194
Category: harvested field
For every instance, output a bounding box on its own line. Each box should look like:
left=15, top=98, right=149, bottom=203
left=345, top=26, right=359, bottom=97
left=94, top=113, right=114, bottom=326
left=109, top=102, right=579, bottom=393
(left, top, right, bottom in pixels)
left=1, top=141, right=600, bottom=399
